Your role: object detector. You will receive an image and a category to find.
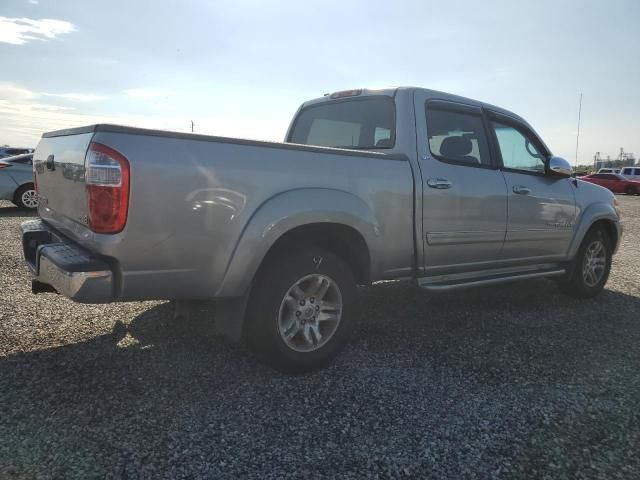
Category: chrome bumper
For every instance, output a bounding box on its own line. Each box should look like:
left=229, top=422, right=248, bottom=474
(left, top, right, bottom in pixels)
left=21, top=219, right=114, bottom=303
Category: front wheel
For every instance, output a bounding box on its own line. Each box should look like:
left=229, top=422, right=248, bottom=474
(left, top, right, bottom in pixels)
left=558, top=228, right=612, bottom=298
left=245, top=248, right=357, bottom=373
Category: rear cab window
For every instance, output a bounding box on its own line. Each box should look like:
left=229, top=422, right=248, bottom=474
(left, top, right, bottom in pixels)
left=288, top=97, right=396, bottom=150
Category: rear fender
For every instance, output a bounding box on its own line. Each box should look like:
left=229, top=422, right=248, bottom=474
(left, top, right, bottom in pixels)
left=216, top=188, right=381, bottom=297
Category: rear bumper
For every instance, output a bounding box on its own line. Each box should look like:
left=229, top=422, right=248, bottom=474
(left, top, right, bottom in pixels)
left=21, top=219, right=114, bottom=303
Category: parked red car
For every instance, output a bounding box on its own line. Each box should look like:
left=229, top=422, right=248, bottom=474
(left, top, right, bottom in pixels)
left=579, top=173, right=640, bottom=195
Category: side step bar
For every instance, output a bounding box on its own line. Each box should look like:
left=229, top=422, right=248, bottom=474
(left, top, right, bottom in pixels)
left=418, top=265, right=566, bottom=292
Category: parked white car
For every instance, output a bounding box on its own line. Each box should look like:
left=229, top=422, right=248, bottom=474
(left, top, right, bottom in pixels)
left=620, top=166, right=640, bottom=181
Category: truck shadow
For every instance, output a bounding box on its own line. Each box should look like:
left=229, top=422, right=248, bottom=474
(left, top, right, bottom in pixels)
left=1, top=280, right=639, bottom=475
left=2, top=279, right=638, bottom=392
left=0, top=204, right=37, bottom=217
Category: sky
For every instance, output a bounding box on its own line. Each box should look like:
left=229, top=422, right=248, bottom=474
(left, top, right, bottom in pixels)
left=1, top=0, right=639, bottom=165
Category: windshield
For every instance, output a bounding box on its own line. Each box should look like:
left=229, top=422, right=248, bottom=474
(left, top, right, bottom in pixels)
left=288, top=97, right=395, bottom=149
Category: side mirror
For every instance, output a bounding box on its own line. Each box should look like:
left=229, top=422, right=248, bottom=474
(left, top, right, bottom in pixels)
left=547, top=156, right=572, bottom=178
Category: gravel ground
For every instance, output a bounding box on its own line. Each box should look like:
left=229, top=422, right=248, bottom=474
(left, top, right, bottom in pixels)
left=1, top=197, right=639, bottom=479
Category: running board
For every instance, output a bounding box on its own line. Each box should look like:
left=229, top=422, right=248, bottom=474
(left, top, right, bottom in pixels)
left=418, top=266, right=566, bottom=292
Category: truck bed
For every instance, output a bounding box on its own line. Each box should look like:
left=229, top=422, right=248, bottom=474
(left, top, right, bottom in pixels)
left=32, top=124, right=416, bottom=302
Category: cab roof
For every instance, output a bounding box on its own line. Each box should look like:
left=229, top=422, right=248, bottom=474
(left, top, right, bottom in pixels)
left=303, top=86, right=529, bottom=125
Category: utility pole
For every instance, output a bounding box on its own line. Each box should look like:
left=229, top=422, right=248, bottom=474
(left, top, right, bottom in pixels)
left=190, top=120, right=194, bottom=133
left=574, top=93, right=583, bottom=168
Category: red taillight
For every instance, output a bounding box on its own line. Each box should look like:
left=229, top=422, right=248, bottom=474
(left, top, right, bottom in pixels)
left=85, top=142, right=129, bottom=233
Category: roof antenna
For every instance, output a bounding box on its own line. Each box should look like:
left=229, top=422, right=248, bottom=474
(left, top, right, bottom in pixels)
left=574, top=93, right=583, bottom=168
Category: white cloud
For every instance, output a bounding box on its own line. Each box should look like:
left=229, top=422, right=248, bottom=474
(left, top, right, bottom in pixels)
left=41, top=92, right=107, bottom=102
left=0, top=82, right=287, bottom=147
left=0, top=83, right=36, bottom=101
left=0, top=17, right=75, bottom=45
left=28, top=0, right=40, bottom=4
left=124, top=88, right=173, bottom=100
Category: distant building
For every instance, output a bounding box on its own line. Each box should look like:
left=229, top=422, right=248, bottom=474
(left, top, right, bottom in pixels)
left=593, top=149, right=635, bottom=171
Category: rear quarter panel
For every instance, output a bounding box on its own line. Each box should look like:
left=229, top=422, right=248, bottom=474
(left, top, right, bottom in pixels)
left=8, top=163, right=35, bottom=187
left=0, top=169, right=18, bottom=200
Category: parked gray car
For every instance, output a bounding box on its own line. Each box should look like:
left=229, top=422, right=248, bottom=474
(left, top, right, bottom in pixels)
left=21, top=87, right=622, bottom=371
left=0, top=147, right=34, bottom=158
left=0, top=153, right=38, bottom=209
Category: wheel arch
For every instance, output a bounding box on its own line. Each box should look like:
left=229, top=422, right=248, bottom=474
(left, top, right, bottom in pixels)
left=215, top=188, right=381, bottom=298
left=255, top=222, right=371, bottom=285
left=588, top=218, right=619, bottom=250
left=568, top=202, right=621, bottom=258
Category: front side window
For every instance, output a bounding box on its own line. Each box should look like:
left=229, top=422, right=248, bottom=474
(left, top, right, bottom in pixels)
left=492, top=122, right=545, bottom=173
left=426, top=107, right=491, bottom=166
left=289, top=97, right=395, bottom=149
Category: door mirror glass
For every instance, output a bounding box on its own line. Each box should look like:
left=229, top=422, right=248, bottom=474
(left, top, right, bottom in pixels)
left=547, top=156, right=572, bottom=178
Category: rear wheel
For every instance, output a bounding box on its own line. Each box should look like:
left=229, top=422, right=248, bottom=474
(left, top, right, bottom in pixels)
left=245, top=248, right=357, bottom=373
left=558, top=228, right=611, bottom=298
left=624, top=185, right=636, bottom=195
left=14, top=184, right=38, bottom=210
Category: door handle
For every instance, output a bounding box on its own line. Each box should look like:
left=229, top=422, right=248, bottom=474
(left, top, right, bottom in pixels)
left=513, top=185, right=531, bottom=195
left=427, top=178, right=452, bottom=189
left=45, top=154, right=55, bottom=171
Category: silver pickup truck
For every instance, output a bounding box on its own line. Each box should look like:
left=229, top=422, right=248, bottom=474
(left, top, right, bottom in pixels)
left=22, top=87, right=622, bottom=371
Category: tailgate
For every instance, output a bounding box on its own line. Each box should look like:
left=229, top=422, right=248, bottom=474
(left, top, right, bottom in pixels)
left=34, top=132, right=93, bottom=235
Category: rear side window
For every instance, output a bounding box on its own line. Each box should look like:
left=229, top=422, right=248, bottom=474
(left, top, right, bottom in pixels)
left=6, top=148, right=30, bottom=155
left=425, top=107, right=491, bottom=166
left=289, top=97, right=395, bottom=149
left=622, top=168, right=632, bottom=175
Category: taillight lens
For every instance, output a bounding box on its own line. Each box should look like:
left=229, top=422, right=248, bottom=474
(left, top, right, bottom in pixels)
left=85, top=142, right=130, bottom=233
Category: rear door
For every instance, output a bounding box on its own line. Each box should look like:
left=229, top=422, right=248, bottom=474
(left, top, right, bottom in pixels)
left=33, top=132, right=93, bottom=234
left=414, top=93, right=507, bottom=274
left=487, top=112, right=576, bottom=260
left=608, top=174, right=627, bottom=193
left=587, top=174, right=612, bottom=189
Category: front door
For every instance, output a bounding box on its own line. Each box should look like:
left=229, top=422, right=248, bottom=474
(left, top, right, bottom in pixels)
left=415, top=94, right=508, bottom=274
left=487, top=114, right=576, bottom=260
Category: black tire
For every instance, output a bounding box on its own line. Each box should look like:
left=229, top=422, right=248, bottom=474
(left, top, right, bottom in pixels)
left=245, top=248, right=357, bottom=373
left=558, top=228, right=612, bottom=298
left=13, top=183, right=38, bottom=210
left=624, top=186, right=636, bottom=195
